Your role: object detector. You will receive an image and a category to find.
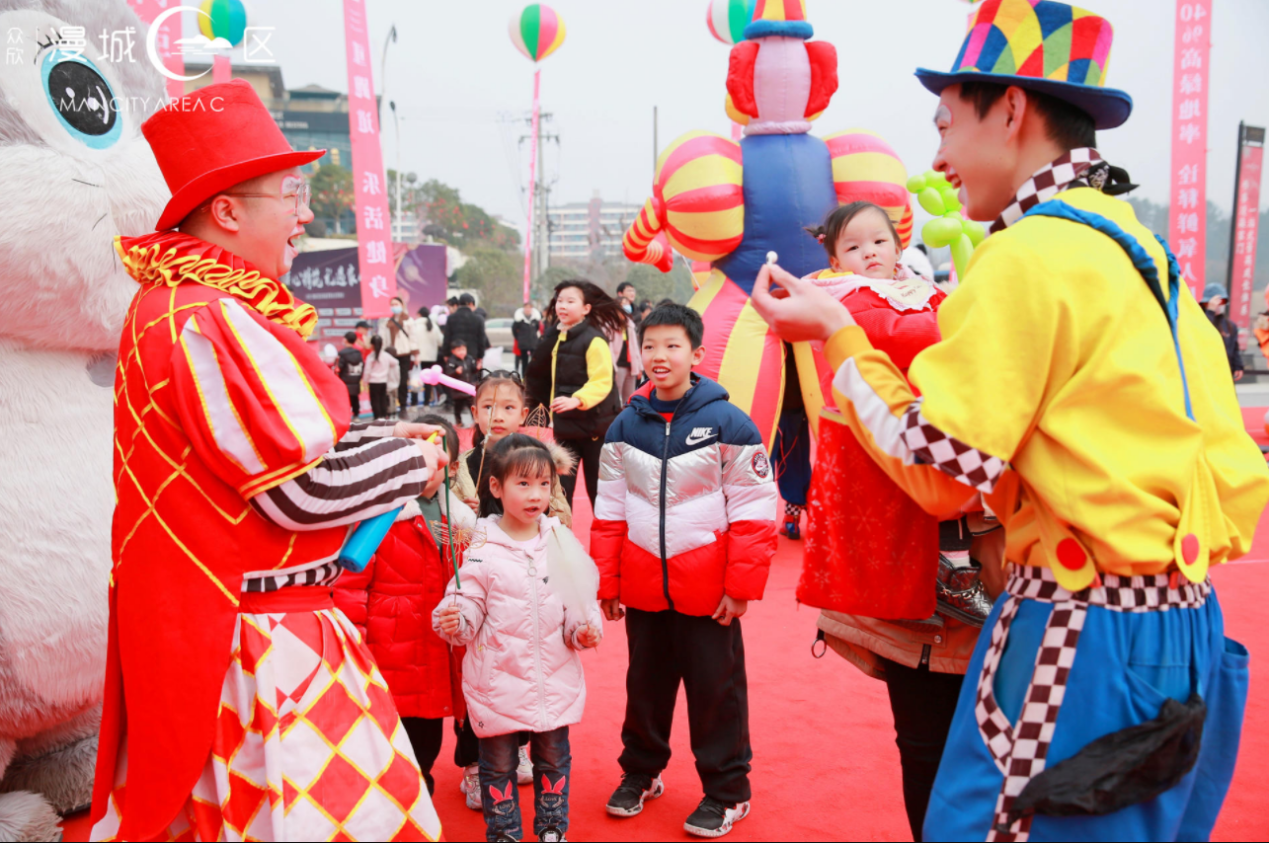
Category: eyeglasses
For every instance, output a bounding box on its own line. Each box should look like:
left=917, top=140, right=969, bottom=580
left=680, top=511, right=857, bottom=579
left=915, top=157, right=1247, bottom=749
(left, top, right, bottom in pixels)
left=222, top=180, right=312, bottom=216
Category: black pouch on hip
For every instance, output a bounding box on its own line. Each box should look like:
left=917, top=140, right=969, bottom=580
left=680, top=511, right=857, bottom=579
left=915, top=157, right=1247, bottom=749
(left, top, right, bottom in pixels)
left=1007, top=693, right=1205, bottom=824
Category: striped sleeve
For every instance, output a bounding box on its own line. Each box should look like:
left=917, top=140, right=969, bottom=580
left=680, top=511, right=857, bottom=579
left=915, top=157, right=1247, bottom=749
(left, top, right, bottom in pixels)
left=249, top=436, right=428, bottom=531
left=574, top=337, right=615, bottom=410
left=171, top=298, right=430, bottom=531
left=824, top=326, right=981, bottom=519
left=171, top=298, right=351, bottom=499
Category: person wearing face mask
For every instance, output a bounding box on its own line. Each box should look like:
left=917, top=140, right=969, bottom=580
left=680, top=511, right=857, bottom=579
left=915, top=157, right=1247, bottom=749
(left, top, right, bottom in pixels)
left=93, top=81, right=448, bottom=842
left=1201, top=283, right=1245, bottom=382
left=379, top=296, right=417, bottom=413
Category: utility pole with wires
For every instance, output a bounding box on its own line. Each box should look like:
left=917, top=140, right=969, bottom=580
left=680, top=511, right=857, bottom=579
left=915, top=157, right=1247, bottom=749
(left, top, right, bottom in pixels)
left=520, top=112, right=560, bottom=285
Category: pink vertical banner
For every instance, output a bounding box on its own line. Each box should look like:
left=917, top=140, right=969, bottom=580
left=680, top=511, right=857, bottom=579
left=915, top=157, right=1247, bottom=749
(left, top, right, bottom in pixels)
left=523, top=69, right=541, bottom=304
left=1168, top=0, right=1212, bottom=298
left=1230, top=133, right=1264, bottom=336
left=213, top=53, right=231, bottom=83
left=127, top=0, right=186, bottom=101
left=342, top=0, right=396, bottom=319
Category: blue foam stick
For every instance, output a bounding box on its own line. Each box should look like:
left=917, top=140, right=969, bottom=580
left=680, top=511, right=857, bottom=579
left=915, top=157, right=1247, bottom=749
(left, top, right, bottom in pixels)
left=338, top=507, right=401, bottom=572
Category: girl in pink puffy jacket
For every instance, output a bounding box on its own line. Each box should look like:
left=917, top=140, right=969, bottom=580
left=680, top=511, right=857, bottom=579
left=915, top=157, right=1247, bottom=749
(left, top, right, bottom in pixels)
left=434, top=434, right=603, bottom=843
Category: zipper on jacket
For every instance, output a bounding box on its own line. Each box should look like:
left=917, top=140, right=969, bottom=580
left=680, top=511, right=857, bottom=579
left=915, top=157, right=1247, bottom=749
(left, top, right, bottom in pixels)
left=548, top=330, right=565, bottom=427
left=529, top=558, right=549, bottom=729
left=659, top=420, right=675, bottom=611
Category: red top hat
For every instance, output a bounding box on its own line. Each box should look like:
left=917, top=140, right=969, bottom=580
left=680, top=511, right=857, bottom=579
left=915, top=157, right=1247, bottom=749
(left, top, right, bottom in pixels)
left=143, top=79, right=326, bottom=231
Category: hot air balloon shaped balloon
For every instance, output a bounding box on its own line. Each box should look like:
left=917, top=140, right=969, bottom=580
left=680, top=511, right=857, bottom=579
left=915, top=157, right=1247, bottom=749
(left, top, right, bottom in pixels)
left=510, top=3, right=567, bottom=63
left=707, top=0, right=757, bottom=46
left=510, top=4, right=566, bottom=303
left=199, top=0, right=247, bottom=83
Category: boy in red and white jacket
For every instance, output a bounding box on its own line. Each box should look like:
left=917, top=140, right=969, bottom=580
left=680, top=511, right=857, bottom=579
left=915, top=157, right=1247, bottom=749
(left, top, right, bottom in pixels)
left=591, top=304, right=778, bottom=840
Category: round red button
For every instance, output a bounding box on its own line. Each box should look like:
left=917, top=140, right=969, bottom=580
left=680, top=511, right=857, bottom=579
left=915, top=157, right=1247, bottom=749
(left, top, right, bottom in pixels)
left=1181, top=533, right=1200, bottom=566
left=1056, top=538, right=1086, bottom=571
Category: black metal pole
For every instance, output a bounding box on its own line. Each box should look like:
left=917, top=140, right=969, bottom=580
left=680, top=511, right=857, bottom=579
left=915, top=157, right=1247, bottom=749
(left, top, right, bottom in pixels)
left=1226, top=121, right=1245, bottom=297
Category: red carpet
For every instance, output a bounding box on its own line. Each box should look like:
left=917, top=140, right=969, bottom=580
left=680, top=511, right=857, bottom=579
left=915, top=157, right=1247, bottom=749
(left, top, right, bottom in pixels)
left=60, top=422, right=1269, bottom=841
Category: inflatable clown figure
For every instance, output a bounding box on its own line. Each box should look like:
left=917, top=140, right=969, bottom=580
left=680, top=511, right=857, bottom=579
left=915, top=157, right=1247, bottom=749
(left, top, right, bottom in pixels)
left=623, top=0, right=913, bottom=448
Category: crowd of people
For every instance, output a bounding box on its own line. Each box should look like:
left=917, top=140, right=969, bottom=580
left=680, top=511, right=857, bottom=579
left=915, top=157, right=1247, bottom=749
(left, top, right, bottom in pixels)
left=91, top=2, right=1268, bottom=842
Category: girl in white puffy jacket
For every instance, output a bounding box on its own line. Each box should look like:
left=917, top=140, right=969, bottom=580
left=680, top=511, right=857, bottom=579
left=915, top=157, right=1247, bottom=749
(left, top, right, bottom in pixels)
left=434, top=434, right=602, bottom=843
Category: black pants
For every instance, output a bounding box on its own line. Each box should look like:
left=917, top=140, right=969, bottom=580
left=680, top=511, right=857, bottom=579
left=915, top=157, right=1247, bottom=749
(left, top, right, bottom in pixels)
left=395, top=355, right=412, bottom=411
left=878, top=656, right=965, bottom=842
left=369, top=382, right=389, bottom=419
left=452, top=397, right=472, bottom=427
left=556, top=436, right=604, bottom=509
left=619, top=608, right=752, bottom=804
left=401, top=717, right=444, bottom=795
left=345, top=383, right=360, bottom=419
left=418, top=359, right=438, bottom=404
left=517, top=351, right=531, bottom=376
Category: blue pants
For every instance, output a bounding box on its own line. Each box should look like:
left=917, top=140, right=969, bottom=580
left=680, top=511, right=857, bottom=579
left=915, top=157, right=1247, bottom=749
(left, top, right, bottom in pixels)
left=924, top=589, right=1249, bottom=842
left=479, top=726, right=571, bottom=842
left=773, top=408, right=811, bottom=507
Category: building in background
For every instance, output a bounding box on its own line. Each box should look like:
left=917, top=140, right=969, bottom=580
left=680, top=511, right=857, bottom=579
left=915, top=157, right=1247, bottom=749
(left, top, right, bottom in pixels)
left=548, top=194, right=643, bottom=263
left=185, top=65, right=358, bottom=234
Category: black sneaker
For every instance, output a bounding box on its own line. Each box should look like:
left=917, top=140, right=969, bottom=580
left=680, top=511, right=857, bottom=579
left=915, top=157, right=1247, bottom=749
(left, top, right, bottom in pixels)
left=605, top=773, right=665, bottom=817
left=684, top=796, right=751, bottom=838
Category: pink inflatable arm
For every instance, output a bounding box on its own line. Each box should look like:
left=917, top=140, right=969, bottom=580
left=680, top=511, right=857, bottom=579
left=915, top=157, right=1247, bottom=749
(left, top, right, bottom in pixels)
left=421, top=365, right=477, bottom=396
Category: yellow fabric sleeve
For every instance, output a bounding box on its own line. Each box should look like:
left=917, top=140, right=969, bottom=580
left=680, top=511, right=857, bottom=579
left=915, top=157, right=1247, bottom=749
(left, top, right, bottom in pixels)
left=824, top=327, right=976, bottom=520
left=907, top=238, right=1058, bottom=462
left=573, top=337, right=614, bottom=410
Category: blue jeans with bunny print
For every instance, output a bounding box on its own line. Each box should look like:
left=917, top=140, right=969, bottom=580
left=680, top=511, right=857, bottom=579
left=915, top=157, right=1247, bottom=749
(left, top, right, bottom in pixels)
left=479, top=726, right=571, bottom=842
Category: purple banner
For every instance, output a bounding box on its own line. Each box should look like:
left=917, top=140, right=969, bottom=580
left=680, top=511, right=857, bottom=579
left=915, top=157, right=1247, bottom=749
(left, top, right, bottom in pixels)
left=287, top=247, right=364, bottom=344
left=394, top=244, right=449, bottom=318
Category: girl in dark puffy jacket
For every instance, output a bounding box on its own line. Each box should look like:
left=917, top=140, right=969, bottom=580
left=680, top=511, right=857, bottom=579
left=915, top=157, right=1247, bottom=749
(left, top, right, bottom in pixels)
left=333, top=416, right=476, bottom=795
left=526, top=280, right=626, bottom=508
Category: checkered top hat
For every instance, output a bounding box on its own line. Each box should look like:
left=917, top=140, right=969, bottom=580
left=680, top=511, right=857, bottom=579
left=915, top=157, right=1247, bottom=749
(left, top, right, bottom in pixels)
left=915, top=0, right=1133, bottom=130
left=745, top=0, right=813, bottom=40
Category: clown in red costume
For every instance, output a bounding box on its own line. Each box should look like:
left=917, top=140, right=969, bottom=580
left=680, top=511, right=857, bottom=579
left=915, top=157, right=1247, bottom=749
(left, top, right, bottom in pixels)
left=90, top=81, right=448, bottom=842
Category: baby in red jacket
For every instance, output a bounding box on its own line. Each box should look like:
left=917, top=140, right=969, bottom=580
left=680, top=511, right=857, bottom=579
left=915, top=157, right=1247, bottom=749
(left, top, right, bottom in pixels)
left=802, top=201, right=944, bottom=379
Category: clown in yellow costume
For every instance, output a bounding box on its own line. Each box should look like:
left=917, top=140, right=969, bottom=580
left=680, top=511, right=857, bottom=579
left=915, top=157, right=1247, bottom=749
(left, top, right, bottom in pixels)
left=752, top=1, right=1269, bottom=840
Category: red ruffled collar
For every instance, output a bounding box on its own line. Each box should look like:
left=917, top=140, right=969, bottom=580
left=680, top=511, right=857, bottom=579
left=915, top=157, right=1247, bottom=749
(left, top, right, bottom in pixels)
left=115, top=232, right=318, bottom=338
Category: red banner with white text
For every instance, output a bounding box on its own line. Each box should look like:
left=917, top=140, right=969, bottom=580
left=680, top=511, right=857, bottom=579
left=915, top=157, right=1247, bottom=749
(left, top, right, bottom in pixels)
left=1168, top=0, right=1212, bottom=298
left=342, top=0, right=396, bottom=318
left=1230, top=130, right=1264, bottom=334
left=126, top=0, right=185, bottom=101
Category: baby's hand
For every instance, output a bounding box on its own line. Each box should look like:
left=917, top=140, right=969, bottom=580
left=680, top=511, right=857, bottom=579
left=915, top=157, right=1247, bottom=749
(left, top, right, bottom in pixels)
left=576, top=624, right=602, bottom=649
left=438, top=605, right=463, bottom=636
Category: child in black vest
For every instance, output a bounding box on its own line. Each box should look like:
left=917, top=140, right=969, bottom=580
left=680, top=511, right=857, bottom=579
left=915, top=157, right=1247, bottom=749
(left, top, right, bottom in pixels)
left=526, top=280, right=626, bottom=508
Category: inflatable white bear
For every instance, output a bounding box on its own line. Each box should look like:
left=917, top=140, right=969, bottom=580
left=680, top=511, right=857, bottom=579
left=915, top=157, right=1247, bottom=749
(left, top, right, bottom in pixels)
left=0, top=1, right=168, bottom=838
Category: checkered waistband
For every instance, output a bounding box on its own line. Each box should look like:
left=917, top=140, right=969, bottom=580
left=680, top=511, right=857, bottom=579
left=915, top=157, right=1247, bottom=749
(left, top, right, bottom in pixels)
left=1005, top=565, right=1209, bottom=612
left=242, top=561, right=342, bottom=594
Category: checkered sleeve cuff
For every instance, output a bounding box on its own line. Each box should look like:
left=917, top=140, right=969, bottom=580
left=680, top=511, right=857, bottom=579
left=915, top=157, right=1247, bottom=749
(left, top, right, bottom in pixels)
left=900, top=403, right=1007, bottom=494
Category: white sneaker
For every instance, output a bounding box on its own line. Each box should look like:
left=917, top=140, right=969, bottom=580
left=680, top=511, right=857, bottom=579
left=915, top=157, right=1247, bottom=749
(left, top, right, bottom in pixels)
left=459, top=764, right=482, bottom=811
left=517, top=744, right=533, bottom=785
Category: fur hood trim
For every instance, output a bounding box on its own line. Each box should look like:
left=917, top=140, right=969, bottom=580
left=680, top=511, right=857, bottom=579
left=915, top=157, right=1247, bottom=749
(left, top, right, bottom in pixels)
left=547, top=441, right=577, bottom=477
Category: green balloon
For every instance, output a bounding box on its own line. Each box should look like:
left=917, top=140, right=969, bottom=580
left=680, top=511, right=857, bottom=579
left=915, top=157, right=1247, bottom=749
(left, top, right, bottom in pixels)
left=941, top=187, right=962, bottom=212
left=950, top=234, right=974, bottom=279
left=947, top=212, right=964, bottom=224
left=922, top=217, right=958, bottom=249
left=964, top=220, right=987, bottom=246
left=924, top=169, right=942, bottom=185
left=906, top=175, right=927, bottom=194
left=918, top=187, right=946, bottom=217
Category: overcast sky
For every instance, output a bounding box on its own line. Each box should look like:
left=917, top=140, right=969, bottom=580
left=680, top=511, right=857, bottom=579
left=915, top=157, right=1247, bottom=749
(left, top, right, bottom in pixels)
left=240, top=0, right=1269, bottom=227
